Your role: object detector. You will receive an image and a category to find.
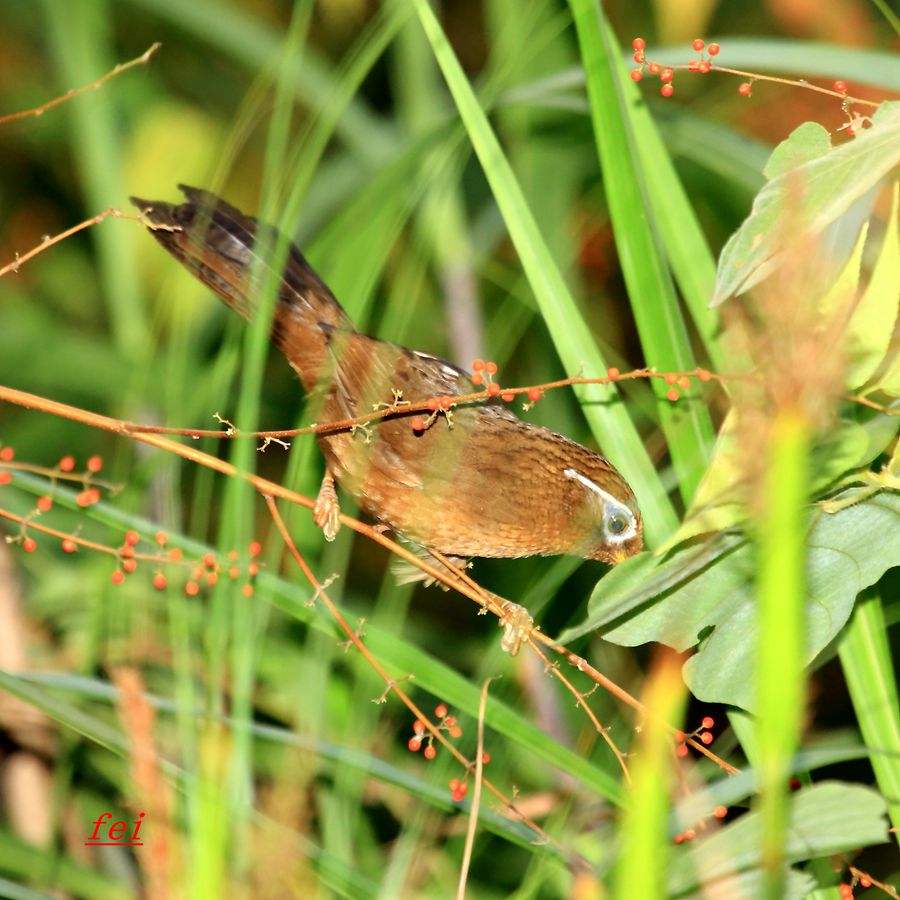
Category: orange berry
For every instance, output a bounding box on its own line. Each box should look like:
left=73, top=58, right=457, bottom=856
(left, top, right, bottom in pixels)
left=435, top=703, right=448, bottom=718
left=661, top=84, right=674, bottom=98
left=423, top=745, right=436, bottom=760
left=123, top=558, right=138, bottom=574
left=407, top=737, right=422, bottom=752
left=62, top=539, right=77, bottom=553
left=0, top=472, right=11, bottom=486
left=249, top=541, right=262, bottom=558
left=676, top=743, right=689, bottom=757
left=631, top=37, right=646, bottom=51
left=630, top=69, right=643, bottom=83
left=674, top=730, right=685, bottom=743
left=688, top=59, right=700, bottom=72
left=738, top=82, right=752, bottom=97
left=713, top=805, right=727, bottom=819
left=698, top=60, right=711, bottom=74
left=22, top=537, right=37, bottom=553
left=485, top=361, right=498, bottom=375
left=86, top=455, right=103, bottom=473
left=413, top=720, right=426, bottom=735
left=674, top=833, right=685, bottom=844
left=427, top=398, right=440, bottom=412
left=834, top=80, right=847, bottom=93
left=697, top=368, right=711, bottom=382
left=0, top=447, right=14, bottom=462
left=58, top=455, right=76, bottom=472
left=120, top=545, right=135, bottom=559
left=111, top=570, right=125, bottom=585
left=228, top=549, right=238, bottom=561
left=472, top=359, right=485, bottom=372
left=248, top=562, right=260, bottom=577
left=124, top=530, right=140, bottom=546
left=707, top=42, right=720, bottom=56
left=37, top=495, right=53, bottom=512
left=700, top=731, right=713, bottom=745
left=203, top=552, right=216, bottom=568
left=192, top=565, right=204, bottom=580
left=666, top=388, right=679, bottom=402
left=678, top=376, right=691, bottom=389
left=443, top=715, right=457, bottom=728
left=632, top=51, right=644, bottom=63
left=449, top=725, right=462, bottom=738
left=152, top=573, right=168, bottom=591
left=692, top=38, right=705, bottom=51
left=206, top=572, right=218, bottom=587
left=76, top=488, right=100, bottom=508
left=471, top=372, right=484, bottom=386
left=242, top=583, right=254, bottom=598
left=648, top=62, right=661, bottom=75
left=185, top=580, right=200, bottom=597
left=660, top=68, right=673, bottom=83
left=701, top=715, right=715, bottom=729
left=664, top=373, right=678, bottom=385
left=527, top=388, right=542, bottom=403
left=155, top=531, right=168, bottom=546
left=683, top=828, right=696, bottom=841
left=481, top=752, right=491, bottom=764
left=487, top=383, right=501, bottom=397
left=228, top=566, right=240, bottom=580
left=501, top=391, right=515, bottom=403
left=169, top=547, right=183, bottom=562
left=451, top=784, right=468, bottom=801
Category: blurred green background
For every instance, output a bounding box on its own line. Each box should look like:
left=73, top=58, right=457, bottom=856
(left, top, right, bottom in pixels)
left=0, top=0, right=897, bottom=897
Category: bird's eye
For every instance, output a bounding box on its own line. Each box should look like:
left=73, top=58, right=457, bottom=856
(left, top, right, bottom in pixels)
left=607, top=514, right=628, bottom=536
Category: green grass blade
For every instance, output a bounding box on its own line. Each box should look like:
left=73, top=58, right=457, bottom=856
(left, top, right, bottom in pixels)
left=568, top=0, right=715, bottom=503
left=755, top=412, right=810, bottom=899
left=409, top=0, right=678, bottom=543
left=838, top=588, right=900, bottom=843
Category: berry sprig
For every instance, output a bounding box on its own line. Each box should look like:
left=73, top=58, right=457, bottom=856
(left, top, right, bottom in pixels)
left=0, top=475, right=264, bottom=598
left=673, top=802, right=729, bottom=844
left=407, top=702, right=464, bottom=760
left=674, top=714, right=717, bottom=758
left=628, top=36, right=878, bottom=116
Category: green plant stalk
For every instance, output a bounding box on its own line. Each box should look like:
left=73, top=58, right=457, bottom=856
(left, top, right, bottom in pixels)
left=568, top=0, right=715, bottom=505
left=613, top=651, right=687, bottom=899
left=410, top=0, right=678, bottom=544
left=756, top=410, right=810, bottom=900
left=838, top=588, right=900, bottom=843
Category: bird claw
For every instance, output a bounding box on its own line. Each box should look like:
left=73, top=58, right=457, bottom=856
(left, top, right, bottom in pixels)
left=313, top=471, right=340, bottom=541
left=499, top=601, right=533, bottom=656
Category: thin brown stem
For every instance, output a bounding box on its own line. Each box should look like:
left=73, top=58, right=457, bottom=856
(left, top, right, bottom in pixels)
left=0, top=43, right=161, bottom=127
left=264, top=496, right=569, bottom=860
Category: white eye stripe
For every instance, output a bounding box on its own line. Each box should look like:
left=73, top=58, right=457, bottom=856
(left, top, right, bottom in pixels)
left=563, top=468, right=638, bottom=545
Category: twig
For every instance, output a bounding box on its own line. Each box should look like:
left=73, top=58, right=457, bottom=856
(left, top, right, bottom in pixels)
left=456, top=678, right=492, bottom=900
left=264, top=496, right=569, bottom=858
left=0, top=43, right=161, bottom=127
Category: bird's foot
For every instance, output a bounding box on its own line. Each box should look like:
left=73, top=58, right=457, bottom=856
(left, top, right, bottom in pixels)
left=499, top=601, right=534, bottom=656
left=313, top=471, right=340, bottom=541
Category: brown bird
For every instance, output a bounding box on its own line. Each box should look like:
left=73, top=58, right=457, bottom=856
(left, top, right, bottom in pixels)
left=131, top=187, right=643, bottom=651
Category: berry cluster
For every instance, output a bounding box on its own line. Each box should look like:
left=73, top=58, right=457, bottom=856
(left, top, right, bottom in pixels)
left=407, top=702, right=463, bottom=760
left=674, top=714, right=716, bottom=758
left=630, top=36, right=720, bottom=98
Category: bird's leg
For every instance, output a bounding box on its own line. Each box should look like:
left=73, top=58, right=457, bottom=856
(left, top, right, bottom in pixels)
left=313, top=469, right=341, bottom=541
left=498, top=600, right=534, bottom=656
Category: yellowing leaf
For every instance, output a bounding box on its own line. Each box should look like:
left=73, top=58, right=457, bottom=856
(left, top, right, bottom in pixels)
left=848, top=182, right=900, bottom=389
left=818, top=220, right=868, bottom=321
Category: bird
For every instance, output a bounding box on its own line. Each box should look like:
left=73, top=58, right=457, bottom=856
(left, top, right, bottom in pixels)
left=131, top=186, right=644, bottom=652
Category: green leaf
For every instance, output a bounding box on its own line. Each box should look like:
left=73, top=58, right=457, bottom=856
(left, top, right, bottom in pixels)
left=762, top=121, right=832, bottom=180
left=667, top=782, right=889, bottom=895
left=573, top=493, right=899, bottom=710
left=657, top=416, right=870, bottom=554
left=409, top=0, right=678, bottom=542
left=847, top=181, right=900, bottom=388
left=713, top=102, right=900, bottom=305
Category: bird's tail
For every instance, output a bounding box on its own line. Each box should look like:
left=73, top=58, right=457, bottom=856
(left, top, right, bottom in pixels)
left=130, top=185, right=354, bottom=390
